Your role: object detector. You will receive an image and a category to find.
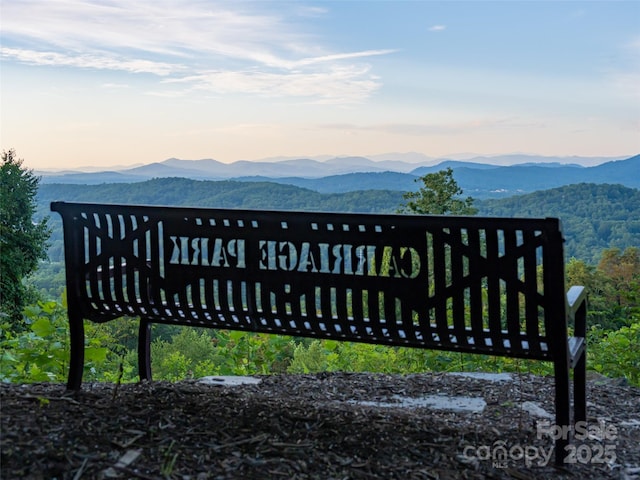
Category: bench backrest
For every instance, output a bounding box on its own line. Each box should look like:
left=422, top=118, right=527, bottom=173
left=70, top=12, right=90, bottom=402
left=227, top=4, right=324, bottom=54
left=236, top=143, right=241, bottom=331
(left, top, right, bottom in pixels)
left=52, top=202, right=569, bottom=361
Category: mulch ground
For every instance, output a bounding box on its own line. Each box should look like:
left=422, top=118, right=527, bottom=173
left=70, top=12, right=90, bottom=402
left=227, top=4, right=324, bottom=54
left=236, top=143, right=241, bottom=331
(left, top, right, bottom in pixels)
left=1, top=372, right=639, bottom=480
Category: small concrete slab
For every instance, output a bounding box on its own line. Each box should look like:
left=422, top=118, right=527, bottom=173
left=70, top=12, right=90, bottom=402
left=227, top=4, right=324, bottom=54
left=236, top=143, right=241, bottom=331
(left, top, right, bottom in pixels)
left=448, top=372, right=513, bottom=382
left=198, top=376, right=262, bottom=386
left=348, top=394, right=487, bottom=413
left=520, top=401, right=554, bottom=419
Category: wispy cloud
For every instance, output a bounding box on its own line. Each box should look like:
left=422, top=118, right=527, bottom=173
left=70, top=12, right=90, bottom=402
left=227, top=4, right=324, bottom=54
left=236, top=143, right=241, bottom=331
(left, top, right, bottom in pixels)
left=1, top=1, right=393, bottom=103
left=429, top=25, right=446, bottom=32
left=1, top=48, right=182, bottom=76
left=162, top=64, right=381, bottom=104
left=295, top=49, right=397, bottom=67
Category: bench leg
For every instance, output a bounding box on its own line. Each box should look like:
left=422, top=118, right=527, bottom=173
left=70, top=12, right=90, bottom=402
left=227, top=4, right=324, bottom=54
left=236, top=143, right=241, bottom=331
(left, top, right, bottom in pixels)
left=138, top=319, right=152, bottom=382
left=554, top=360, right=571, bottom=466
left=66, top=311, right=85, bottom=390
left=574, top=351, right=587, bottom=424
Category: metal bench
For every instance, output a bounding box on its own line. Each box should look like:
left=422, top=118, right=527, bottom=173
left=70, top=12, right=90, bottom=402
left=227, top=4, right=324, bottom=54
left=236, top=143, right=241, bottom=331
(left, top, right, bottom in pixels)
left=51, top=201, right=587, bottom=465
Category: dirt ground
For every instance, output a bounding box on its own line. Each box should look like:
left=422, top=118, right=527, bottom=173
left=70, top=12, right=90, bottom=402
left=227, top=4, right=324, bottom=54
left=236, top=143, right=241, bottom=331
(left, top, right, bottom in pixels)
left=1, top=372, right=639, bottom=480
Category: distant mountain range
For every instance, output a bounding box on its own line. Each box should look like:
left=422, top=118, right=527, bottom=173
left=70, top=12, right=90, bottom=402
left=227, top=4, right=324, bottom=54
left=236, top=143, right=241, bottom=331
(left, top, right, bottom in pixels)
left=37, top=153, right=639, bottom=198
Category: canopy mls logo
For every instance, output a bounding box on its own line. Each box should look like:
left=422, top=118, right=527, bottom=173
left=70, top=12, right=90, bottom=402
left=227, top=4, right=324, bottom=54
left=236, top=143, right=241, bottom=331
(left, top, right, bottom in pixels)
left=166, top=235, right=422, bottom=279
left=462, top=419, right=619, bottom=469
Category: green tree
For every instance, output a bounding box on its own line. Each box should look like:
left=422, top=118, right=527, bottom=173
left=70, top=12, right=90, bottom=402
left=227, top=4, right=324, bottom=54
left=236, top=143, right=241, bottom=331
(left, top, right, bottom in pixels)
left=0, top=149, right=51, bottom=327
left=566, top=249, right=639, bottom=331
left=399, top=168, right=477, bottom=215
left=597, top=247, right=639, bottom=308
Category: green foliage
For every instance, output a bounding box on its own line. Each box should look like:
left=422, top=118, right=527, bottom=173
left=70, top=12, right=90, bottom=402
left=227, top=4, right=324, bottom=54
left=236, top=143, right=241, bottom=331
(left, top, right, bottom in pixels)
left=149, top=329, right=218, bottom=381
left=27, top=261, right=66, bottom=300
left=566, top=248, right=639, bottom=331
left=597, top=247, right=639, bottom=310
left=1, top=296, right=637, bottom=387
left=0, top=300, right=110, bottom=382
left=287, top=340, right=554, bottom=376
left=399, top=168, right=477, bottom=215
left=1, top=149, right=52, bottom=326
left=146, top=329, right=295, bottom=381
left=212, top=331, right=294, bottom=375
left=288, top=340, right=330, bottom=373
left=588, top=320, right=640, bottom=386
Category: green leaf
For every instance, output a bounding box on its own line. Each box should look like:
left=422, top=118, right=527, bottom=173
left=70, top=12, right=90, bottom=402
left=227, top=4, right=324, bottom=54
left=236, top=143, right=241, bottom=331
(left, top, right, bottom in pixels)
left=85, top=346, right=108, bottom=363
left=324, top=340, right=338, bottom=351
left=31, top=317, right=55, bottom=338
left=22, top=305, right=41, bottom=319
left=228, top=331, right=246, bottom=341
left=0, top=350, right=18, bottom=363
left=40, top=301, right=57, bottom=314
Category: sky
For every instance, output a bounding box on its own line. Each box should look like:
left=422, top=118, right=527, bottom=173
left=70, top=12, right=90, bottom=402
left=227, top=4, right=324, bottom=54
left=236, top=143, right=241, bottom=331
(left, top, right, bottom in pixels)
left=1, top=1, right=639, bottom=170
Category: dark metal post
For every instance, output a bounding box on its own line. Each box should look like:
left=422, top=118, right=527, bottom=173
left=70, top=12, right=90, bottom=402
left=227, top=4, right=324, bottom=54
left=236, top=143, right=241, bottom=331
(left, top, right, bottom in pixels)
left=66, top=311, right=85, bottom=390
left=138, top=319, right=152, bottom=381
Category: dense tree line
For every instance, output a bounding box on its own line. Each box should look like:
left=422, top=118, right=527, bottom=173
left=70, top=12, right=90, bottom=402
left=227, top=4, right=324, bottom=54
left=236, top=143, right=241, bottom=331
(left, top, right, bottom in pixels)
left=37, top=178, right=404, bottom=213
left=37, top=178, right=638, bottom=264
left=476, top=183, right=640, bottom=263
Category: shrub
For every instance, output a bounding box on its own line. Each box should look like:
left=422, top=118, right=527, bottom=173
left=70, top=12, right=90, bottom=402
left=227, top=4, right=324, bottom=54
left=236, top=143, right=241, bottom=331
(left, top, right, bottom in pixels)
left=588, top=319, right=640, bottom=386
left=0, top=300, right=110, bottom=382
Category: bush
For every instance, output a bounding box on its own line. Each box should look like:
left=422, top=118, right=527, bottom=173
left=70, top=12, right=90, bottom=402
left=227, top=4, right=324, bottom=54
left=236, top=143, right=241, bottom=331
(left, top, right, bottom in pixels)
left=0, top=299, right=110, bottom=382
left=2, top=301, right=637, bottom=388
left=286, top=340, right=554, bottom=376
left=588, top=319, right=640, bottom=386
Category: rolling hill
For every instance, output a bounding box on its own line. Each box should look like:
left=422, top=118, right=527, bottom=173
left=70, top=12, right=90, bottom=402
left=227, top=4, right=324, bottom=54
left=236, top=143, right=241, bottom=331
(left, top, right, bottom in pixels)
left=38, top=178, right=639, bottom=264
left=37, top=154, right=639, bottom=198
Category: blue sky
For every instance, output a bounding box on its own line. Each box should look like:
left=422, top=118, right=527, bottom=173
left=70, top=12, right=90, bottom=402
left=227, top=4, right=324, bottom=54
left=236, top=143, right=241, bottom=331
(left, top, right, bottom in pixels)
left=1, top=1, right=639, bottom=169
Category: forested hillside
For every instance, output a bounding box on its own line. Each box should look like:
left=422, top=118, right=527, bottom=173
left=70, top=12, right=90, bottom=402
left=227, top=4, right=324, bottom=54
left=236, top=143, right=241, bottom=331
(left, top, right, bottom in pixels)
left=477, top=183, right=640, bottom=263
left=38, top=179, right=403, bottom=263
left=38, top=178, right=404, bottom=213
left=37, top=179, right=638, bottom=264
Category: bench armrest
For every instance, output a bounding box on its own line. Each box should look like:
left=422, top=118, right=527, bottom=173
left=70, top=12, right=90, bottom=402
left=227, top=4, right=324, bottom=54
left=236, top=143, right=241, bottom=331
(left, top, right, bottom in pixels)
left=566, top=285, right=587, bottom=338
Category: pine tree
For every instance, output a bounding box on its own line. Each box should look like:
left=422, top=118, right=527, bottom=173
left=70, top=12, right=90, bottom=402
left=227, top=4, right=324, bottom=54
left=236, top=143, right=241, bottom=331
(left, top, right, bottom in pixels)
left=399, top=168, right=477, bottom=215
